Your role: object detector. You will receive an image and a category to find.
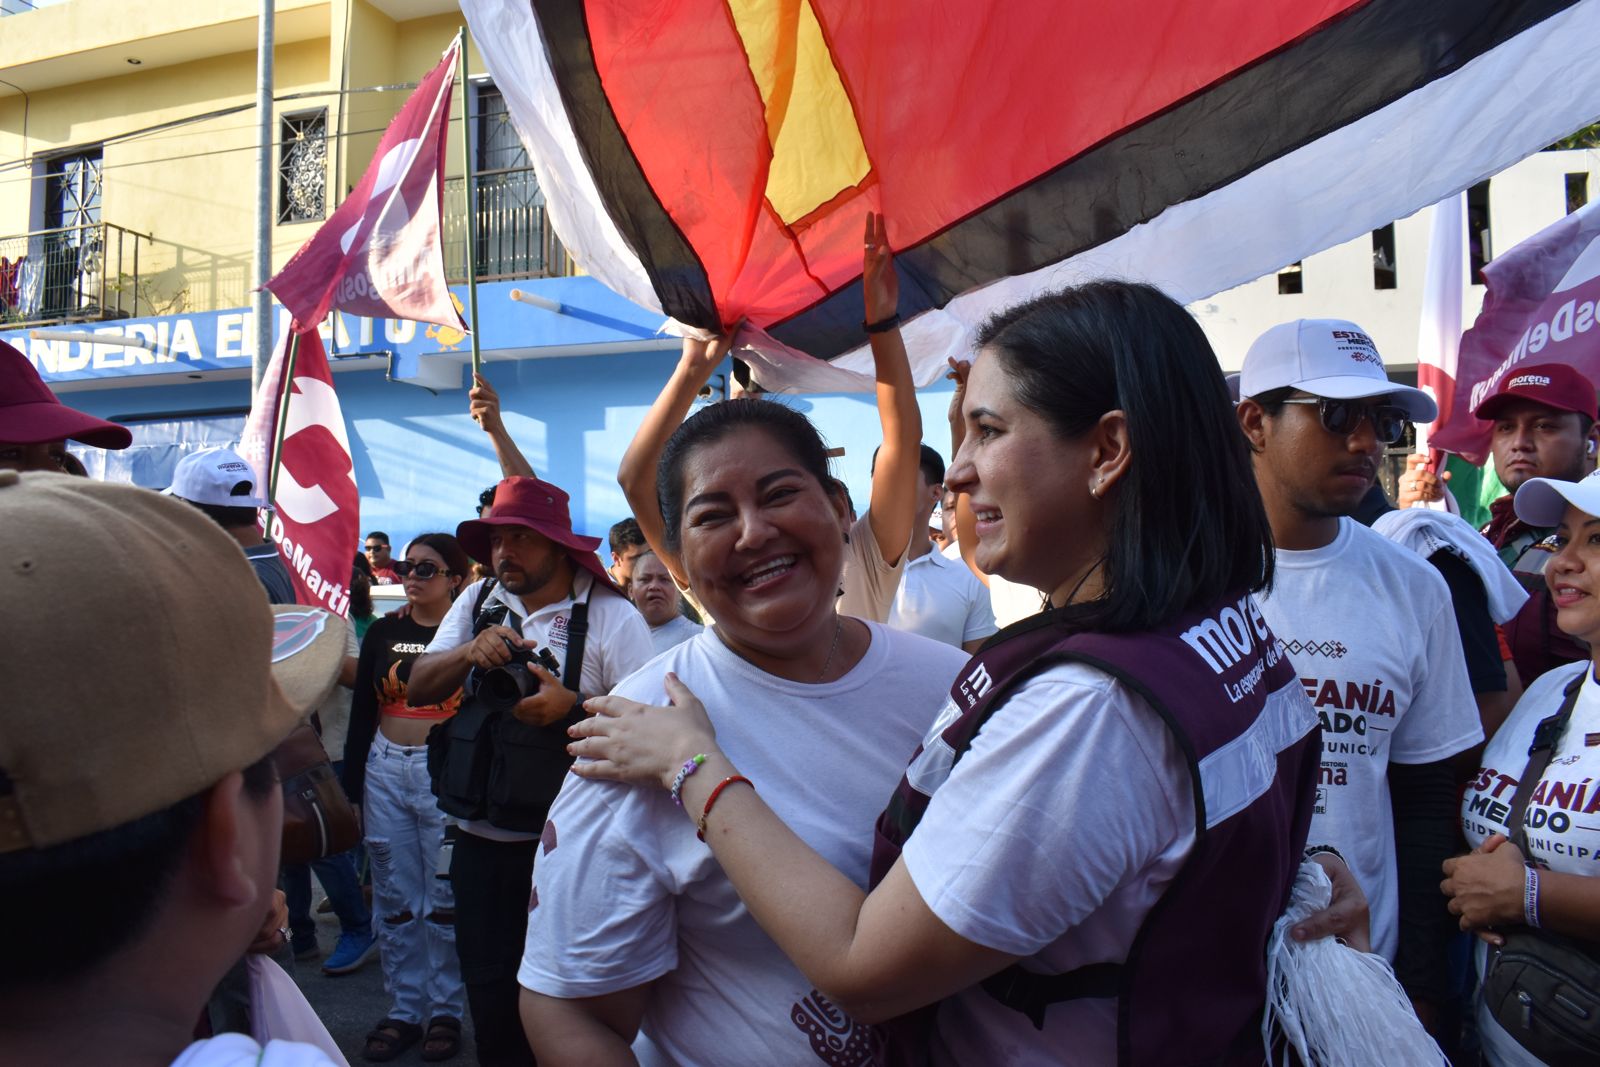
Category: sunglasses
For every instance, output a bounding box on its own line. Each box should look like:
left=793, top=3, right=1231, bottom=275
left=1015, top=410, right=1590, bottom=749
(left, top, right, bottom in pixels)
left=1280, top=397, right=1411, bottom=445
left=393, top=560, right=451, bottom=579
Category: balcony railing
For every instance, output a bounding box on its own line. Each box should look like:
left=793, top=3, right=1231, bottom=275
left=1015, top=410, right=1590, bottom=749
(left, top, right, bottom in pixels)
left=0, top=223, right=153, bottom=329
left=443, top=168, right=572, bottom=283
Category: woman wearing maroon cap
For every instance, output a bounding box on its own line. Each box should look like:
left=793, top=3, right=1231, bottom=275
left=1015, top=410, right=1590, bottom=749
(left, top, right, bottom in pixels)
left=0, top=340, right=131, bottom=473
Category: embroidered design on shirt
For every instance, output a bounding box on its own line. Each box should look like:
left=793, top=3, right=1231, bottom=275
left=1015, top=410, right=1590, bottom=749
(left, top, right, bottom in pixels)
left=1281, top=638, right=1349, bottom=659
left=789, top=989, right=870, bottom=1066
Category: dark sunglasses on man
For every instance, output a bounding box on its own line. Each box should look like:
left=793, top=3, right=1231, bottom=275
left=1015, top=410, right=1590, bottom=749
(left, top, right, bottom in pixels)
left=1281, top=396, right=1411, bottom=445
left=393, top=559, right=451, bottom=579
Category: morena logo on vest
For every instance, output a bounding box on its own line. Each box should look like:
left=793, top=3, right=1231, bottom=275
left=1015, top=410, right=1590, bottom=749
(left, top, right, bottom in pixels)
left=1180, top=594, right=1277, bottom=675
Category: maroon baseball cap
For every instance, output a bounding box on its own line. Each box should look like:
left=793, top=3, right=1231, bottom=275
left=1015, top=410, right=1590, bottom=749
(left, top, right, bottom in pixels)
left=1472, top=362, right=1599, bottom=422
left=0, top=340, right=132, bottom=449
left=456, top=476, right=616, bottom=591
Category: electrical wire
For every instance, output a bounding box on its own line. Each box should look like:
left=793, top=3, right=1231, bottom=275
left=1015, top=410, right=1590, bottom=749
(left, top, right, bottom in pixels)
left=0, top=78, right=496, bottom=180
left=0, top=107, right=517, bottom=191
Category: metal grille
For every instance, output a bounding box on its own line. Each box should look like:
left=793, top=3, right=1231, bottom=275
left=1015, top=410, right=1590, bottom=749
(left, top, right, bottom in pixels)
left=278, top=110, right=328, bottom=224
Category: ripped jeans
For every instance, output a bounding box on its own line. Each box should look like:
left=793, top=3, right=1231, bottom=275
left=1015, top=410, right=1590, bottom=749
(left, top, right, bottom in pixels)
left=364, top=731, right=465, bottom=1024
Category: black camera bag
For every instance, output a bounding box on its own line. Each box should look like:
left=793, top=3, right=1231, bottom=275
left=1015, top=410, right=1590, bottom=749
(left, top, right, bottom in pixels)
left=1480, top=672, right=1600, bottom=1065
left=428, top=578, right=590, bottom=831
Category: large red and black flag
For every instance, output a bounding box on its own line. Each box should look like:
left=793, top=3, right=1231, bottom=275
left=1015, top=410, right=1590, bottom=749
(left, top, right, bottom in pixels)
left=463, top=0, right=1600, bottom=391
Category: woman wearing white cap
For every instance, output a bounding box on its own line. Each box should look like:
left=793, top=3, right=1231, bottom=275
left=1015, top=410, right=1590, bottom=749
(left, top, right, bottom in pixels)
left=1445, top=469, right=1600, bottom=1066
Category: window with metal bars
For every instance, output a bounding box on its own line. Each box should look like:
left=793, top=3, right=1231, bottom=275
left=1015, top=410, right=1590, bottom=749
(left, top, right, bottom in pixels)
left=278, top=110, right=328, bottom=225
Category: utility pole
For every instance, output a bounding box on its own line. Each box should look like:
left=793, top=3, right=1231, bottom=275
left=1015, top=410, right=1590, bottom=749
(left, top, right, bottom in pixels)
left=252, top=0, right=275, bottom=394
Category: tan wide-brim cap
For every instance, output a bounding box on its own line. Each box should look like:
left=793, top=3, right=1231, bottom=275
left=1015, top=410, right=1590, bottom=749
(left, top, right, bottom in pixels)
left=0, top=470, right=345, bottom=853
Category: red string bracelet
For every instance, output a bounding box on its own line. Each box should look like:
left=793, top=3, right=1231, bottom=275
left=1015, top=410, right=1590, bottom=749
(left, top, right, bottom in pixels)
left=696, top=775, right=754, bottom=841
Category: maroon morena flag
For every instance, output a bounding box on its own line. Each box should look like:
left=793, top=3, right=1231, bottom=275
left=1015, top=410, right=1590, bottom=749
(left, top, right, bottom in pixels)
left=1430, top=199, right=1600, bottom=465
left=239, top=328, right=360, bottom=616
left=264, top=39, right=467, bottom=334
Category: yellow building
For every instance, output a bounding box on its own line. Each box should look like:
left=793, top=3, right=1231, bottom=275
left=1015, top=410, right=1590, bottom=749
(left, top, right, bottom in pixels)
left=0, top=0, right=557, bottom=328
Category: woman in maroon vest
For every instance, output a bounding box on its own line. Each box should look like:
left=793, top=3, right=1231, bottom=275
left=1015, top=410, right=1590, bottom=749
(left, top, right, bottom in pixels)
left=574, top=283, right=1353, bottom=1066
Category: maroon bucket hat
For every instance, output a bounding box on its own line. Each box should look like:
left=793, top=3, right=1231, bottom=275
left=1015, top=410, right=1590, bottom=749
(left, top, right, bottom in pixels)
left=1, top=340, right=132, bottom=449
left=456, top=476, right=617, bottom=591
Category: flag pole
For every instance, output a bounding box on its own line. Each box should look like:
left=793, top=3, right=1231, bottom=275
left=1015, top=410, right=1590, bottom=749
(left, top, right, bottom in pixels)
left=268, top=329, right=304, bottom=502
left=457, top=28, right=483, bottom=378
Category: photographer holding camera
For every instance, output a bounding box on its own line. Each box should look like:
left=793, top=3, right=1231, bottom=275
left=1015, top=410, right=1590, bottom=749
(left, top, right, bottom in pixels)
left=408, top=475, right=652, bottom=1067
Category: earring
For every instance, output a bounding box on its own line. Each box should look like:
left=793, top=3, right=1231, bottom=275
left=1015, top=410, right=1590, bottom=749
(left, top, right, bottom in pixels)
left=1090, top=481, right=1102, bottom=499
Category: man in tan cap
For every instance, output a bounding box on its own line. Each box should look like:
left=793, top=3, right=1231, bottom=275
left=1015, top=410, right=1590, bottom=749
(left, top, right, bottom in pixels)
left=0, top=471, right=347, bottom=1066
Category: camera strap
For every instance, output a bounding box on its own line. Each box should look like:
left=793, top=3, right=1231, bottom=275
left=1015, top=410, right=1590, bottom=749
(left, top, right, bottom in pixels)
left=562, top=582, right=592, bottom=692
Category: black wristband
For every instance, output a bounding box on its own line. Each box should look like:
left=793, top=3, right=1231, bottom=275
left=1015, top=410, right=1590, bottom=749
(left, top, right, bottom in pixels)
left=1304, top=844, right=1345, bottom=865
left=864, top=313, right=901, bottom=334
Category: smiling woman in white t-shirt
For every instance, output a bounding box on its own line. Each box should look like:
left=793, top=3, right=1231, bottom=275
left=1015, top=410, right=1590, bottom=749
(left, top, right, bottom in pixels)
left=1447, top=470, right=1600, bottom=1067
left=518, top=390, right=968, bottom=1065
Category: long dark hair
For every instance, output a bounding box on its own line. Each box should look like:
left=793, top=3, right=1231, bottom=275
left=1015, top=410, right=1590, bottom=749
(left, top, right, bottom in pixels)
left=657, top=399, right=843, bottom=554
left=975, top=282, right=1273, bottom=632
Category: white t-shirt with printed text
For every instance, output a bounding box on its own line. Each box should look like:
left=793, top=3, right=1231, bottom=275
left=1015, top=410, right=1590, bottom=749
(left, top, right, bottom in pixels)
left=1257, top=518, right=1482, bottom=959
left=425, top=571, right=654, bottom=841
left=1462, top=660, right=1600, bottom=1067
left=519, top=623, right=966, bottom=1067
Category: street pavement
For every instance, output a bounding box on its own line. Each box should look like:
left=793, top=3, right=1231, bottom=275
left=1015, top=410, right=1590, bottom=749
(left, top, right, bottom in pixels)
left=290, top=891, right=478, bottom=1065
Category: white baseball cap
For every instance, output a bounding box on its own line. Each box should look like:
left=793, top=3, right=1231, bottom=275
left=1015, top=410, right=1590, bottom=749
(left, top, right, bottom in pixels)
left=164, top=446, right=271, bottom=509
left=1514, top=469, right=1600, bottom=527
left=1239, top=319, right=1437, bottom=422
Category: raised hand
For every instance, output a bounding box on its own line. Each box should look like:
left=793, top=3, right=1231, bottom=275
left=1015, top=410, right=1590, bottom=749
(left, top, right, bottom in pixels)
left=863, top=211, right=899, bottom=325
left=1398, top=453, right=1449, bottom=508
left=469, top=373, right=505, bottom=433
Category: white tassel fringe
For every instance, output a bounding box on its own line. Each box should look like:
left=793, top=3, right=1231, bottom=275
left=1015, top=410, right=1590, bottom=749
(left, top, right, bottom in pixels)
left=1261, top=860, right=1449, bottom=1067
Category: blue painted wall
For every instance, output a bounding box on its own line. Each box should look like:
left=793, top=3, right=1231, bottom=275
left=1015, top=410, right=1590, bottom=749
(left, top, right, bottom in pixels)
left=65, top=351, right=958, bottom=554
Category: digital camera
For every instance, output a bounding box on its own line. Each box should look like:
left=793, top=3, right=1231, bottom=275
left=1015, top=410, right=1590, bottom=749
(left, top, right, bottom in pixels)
left=469, top=637, right=562, bottom=714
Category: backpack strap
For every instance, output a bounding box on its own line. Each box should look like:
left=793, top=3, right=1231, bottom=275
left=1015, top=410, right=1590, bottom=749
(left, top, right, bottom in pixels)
left=469, top=578, right=503, bottom=637
left=562, top=582, right=592, bottom=693
left=1505, top=670, right=1587, bottom=856
left=981, top=962, right=1122, bottom=1030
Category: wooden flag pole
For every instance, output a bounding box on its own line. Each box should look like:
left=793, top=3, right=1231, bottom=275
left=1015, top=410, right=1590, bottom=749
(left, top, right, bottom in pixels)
left=457, top=28, right=483, bottom=378
left=268, top=329, right=304, bottom=502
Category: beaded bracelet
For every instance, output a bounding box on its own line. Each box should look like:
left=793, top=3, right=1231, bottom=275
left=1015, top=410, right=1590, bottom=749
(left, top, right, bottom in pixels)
left=697, top=775, right=754, bottom=841
left=670, top=754, right=707, bottom=807
left=1524, top=865, right=1542, bottom=929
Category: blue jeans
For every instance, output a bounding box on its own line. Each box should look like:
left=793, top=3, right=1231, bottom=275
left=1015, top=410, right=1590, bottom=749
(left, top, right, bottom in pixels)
left=365, top=732, right=465, bottom=1022
left=283, top=762, right=371, bottom=945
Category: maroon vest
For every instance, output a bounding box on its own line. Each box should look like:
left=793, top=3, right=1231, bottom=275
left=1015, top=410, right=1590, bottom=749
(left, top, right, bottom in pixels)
left=870, top=592, right=1321, bottom=1067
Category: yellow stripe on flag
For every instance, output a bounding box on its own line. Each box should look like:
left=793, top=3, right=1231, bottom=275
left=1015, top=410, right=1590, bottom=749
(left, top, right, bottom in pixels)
left=727, top=0, right=870, bottom=225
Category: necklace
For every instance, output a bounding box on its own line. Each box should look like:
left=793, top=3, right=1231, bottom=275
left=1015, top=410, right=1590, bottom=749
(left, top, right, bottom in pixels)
left=818, top=616, right=844, bottom=682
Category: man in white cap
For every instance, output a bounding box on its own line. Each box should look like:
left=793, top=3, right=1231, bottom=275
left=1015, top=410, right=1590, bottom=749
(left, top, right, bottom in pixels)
left=0, top=471, right=347, bottom=1065
left=166, top=445, right=293, bottom=605
left=167, top=445, right=369, bottom=975
left=1236, top=319, right=1483, bottom=1033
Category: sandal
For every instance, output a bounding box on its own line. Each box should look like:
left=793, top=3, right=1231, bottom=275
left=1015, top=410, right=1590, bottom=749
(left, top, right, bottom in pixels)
left=362, top=1018, right=423, bottom=1063
left=421, top=1016, right=463, bottom=1062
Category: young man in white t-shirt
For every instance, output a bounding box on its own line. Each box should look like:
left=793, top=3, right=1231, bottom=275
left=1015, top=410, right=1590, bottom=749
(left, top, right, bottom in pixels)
left=1237, top=319, right=1483, bottom=1029
left=880, top=444, right=997, bottom=651
left=409, top=476, right=653, bottom=1067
